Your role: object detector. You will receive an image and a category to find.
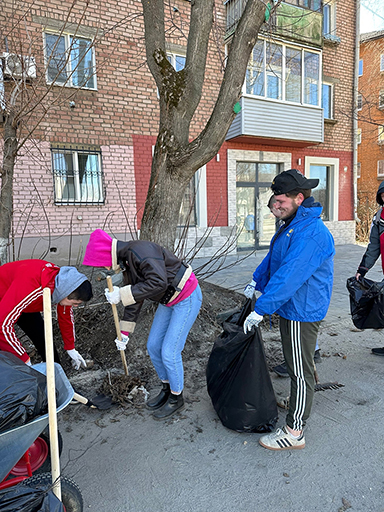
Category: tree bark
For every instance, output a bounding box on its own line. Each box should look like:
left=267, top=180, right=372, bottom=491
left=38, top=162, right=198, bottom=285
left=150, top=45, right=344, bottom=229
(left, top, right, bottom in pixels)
left=0, top=114, right=17, bottom=264
left=140, top=0, right=267, bottom=250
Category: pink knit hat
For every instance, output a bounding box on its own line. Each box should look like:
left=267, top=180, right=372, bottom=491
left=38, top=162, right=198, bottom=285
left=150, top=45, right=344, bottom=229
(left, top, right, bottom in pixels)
left=83, top=229, right=113, bottom=267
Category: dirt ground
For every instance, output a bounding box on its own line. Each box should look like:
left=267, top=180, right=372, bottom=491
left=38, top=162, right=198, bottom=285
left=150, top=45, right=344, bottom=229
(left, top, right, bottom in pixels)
left=25, top=277, right=284, bottom=407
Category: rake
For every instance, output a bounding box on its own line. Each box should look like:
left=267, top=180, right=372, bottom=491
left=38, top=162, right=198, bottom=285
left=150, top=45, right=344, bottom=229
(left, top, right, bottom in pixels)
left=314, top=363, right=344, bottom=392
left=277, top=365, right=344, bottom=409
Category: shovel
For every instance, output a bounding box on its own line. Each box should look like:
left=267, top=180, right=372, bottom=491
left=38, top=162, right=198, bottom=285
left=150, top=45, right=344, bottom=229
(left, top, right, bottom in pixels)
left=72, top=391, right=112, bottom=410
left=107, top=276, right=129, bottom=376
left=43, top=287, right=62, bottom=500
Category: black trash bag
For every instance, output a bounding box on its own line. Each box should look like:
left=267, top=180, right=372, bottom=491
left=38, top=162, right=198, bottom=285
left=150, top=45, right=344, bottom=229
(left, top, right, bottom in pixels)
left=346, top=276, right=384, bottom=329
left=0, top=484, right=64, bottom=512
left=206, top=299, right=278, bottom=433
left=0, top=352, right=49, bottom=434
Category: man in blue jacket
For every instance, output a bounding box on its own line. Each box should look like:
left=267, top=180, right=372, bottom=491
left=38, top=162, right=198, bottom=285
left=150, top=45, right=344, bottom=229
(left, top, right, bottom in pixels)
left=243, top=169, right=335, bottom=451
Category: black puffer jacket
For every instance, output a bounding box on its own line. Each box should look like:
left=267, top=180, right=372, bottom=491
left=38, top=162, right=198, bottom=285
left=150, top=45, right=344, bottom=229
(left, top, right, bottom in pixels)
left=114, top=240, right=191, bottom=333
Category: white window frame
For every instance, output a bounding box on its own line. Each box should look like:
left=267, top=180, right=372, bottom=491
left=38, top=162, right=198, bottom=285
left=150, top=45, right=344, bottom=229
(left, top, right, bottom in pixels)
left=167, top=52, right=186, bottom=71
left=356, top=128, right=362, bottom=145
left=323, top=0, right=336, bottom=36
left=51, top=148, right=104, bottom=204
left=357, top=93, right=362, bottom=111
left=379, top=90, right=384, bottom=109
left=244, top=38, right=322, bottom=108
left=322, top=82, right=334, bottom=119
left=358, top=59, right=363, bottom=77
left=195, top=166, right=208, bottom=228
left=380, top=54, right=384, bottom=72
left=43, top=31, right=97, bottom=90
left=378, top=161, right=384, bottom=177
left=378, top=126, right=384, bottom=144
left=305, top=156, right=339, bottom=222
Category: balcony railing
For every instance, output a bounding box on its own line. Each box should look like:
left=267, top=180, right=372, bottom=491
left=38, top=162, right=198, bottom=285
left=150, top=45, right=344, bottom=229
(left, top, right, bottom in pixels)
left=225, top=0, right=323, bottom=47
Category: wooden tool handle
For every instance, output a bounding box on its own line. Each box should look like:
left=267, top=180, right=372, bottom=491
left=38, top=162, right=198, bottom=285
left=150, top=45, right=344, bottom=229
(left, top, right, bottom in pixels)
left=106, top=276, right=129, bottom=376
left=43, top=288, right=62, bottom=500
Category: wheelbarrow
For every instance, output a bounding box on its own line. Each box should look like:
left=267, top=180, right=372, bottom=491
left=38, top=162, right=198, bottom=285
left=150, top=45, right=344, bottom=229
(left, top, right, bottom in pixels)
left=0, top=288, right=84, bottom=511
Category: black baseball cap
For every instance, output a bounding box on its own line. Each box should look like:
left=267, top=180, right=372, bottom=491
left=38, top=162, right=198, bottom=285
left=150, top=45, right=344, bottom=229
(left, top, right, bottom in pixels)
left=271, top=169, right=319, bottom=195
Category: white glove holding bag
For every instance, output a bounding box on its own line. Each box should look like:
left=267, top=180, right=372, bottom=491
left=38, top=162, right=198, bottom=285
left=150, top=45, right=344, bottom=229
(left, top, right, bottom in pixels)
left=105, top=286, right=121, bottom=304
left=115, top=334, right=129, bottom=351
left=66, top=349, right=87, bottom=370
left=243, top=311, right=264, bottom=333
left=243, top=279, right=257, bottom=299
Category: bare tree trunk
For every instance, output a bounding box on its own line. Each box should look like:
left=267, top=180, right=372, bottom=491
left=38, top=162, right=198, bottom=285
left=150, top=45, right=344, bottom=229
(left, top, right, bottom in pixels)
left=0, top=114, right=17, bottom=264
left=140, top=126, right=191, bottom=248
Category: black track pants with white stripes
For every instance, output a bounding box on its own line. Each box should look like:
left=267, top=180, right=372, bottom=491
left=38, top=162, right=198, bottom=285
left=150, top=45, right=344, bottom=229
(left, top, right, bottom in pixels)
left=280, top=317, right=321, bottom=431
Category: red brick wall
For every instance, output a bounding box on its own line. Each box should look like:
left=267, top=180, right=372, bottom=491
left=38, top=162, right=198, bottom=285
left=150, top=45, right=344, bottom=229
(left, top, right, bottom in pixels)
left=1, top=0, right=356, bottom=242
left=358, top=35, right=384, bottom=203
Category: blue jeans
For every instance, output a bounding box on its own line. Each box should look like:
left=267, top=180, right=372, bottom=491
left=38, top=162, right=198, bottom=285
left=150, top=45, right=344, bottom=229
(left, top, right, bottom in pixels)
left=146, top=285, right=202, bottom=393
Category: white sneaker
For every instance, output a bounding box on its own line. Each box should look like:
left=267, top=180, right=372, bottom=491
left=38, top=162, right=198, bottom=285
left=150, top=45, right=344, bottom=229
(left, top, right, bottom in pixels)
left=259, top=426, right=305, bottom=451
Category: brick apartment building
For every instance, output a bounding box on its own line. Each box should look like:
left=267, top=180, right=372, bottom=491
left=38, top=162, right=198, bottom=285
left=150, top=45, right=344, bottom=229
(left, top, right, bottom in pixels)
left=0, top=0, right=358, bottom=263
left=357, top=30, right=384, bottom=208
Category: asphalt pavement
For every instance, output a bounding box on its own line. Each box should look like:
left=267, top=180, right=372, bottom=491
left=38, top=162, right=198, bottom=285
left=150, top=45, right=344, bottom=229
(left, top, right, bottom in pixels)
left=59, top=243, right=384, bottom=512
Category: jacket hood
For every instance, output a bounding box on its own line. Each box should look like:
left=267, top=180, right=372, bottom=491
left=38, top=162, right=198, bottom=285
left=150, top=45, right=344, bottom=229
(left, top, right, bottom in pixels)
left=52, top=266, right=88, bottom=304
left=302, top=196, right=322, bottom=208
left=377, top=181, right=384, bottom=205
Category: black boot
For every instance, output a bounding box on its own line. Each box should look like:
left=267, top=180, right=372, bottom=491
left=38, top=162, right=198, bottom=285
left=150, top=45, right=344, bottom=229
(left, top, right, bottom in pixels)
left=152, top=392, right=184, bottom=420
left=146, top=382, right=171, bottom=410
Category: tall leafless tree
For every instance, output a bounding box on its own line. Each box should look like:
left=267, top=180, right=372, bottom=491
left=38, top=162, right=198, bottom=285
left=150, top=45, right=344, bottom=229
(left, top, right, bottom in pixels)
left=140, top=0, right=272, bottom=250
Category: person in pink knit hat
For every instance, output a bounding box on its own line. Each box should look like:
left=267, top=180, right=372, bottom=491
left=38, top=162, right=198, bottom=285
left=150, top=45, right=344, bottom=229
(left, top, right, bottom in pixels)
left=83, top=229, right=202, bottom=420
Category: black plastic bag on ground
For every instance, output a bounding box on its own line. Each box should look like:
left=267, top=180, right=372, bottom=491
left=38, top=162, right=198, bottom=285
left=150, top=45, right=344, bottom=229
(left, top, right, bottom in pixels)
left=0, top=352, right=48, bottom=433
left=346, top=276, right=384, bottom=329
left=206, top=299, right=278, bottom=433
left=0, top=485, right=64, bottom=512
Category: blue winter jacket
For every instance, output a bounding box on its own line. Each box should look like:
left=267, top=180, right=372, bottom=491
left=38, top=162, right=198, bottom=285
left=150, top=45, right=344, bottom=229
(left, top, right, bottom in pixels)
left=253, top=198, right=335, bottom=322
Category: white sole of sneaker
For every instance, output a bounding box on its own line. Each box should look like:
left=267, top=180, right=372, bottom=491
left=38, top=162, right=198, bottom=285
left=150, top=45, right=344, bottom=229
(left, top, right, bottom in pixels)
left=259, top=439, right=305, bottom=451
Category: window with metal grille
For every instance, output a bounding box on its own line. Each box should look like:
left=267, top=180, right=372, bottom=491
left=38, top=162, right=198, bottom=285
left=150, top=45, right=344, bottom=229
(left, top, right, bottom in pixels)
left=379, top=90, right=384, bottom=109
left=44, top=32, right=96, bottom=89
left=357, top=93, right=362, bottom=111
left=379, top=126, right=384, bottom=144
left=51, top=147, right=104, bottom=204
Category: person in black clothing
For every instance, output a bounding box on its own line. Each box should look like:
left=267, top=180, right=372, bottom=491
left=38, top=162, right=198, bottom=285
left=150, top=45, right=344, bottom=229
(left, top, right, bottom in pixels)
left=356, top=180, right=384, bottom=356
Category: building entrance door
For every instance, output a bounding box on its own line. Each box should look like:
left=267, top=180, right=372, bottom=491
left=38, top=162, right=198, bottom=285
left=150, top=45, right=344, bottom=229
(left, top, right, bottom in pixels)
left=236, top=162, right=280, bottom=250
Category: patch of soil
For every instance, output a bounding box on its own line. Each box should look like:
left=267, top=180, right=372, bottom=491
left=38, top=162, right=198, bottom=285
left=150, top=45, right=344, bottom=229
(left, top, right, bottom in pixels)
left=98, top=374, right=144, bottom=406
left=27, top=278, right=284, bottom=408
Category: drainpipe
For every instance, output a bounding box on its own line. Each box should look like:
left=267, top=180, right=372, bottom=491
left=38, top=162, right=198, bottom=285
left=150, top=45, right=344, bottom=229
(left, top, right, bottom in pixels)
left=353, top=0, right=360, bottom=221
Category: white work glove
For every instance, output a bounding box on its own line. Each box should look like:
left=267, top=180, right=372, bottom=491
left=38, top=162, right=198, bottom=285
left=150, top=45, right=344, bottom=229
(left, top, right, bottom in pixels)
left=105, top=286, right=121, bottom=304
left=66, top=349, right=87, bottom=370
left=243, top=311, right=264, bottom=333
left=244, top=279, right=257, bottom=299
left=115, top=334, right=129, bottom=351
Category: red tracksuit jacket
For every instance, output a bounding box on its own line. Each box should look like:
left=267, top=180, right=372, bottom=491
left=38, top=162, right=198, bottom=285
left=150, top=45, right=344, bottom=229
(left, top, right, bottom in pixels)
left=0, top=260, right=76, bottom=362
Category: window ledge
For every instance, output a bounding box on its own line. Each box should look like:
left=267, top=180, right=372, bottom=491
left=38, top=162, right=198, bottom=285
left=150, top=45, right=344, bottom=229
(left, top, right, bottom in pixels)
left=324, top=118, right=338, bottom=125
left=323, top=34, right=341, bottom=47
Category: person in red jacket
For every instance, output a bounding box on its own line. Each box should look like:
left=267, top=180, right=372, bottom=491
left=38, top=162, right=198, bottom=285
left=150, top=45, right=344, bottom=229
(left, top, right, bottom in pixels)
left=0, top=260, right=92, bottom=368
